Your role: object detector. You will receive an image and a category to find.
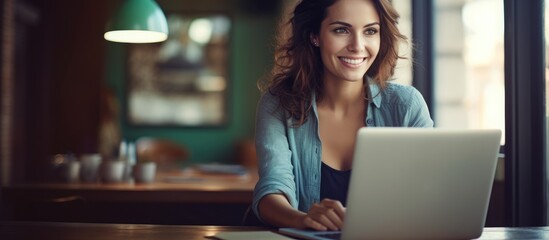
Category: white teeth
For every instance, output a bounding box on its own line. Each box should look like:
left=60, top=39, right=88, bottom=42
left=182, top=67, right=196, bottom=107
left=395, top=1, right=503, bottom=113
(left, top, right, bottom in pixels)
left=340, top=57, right=365, bottom=65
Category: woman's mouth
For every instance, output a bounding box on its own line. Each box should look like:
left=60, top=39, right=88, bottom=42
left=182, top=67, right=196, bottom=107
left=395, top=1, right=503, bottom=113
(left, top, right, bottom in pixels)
left=339, top=57, right=366, bottom=65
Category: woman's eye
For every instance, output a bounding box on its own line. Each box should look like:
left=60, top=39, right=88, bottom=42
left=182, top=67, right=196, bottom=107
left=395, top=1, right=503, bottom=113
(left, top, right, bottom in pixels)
left=333, top=28, right=348, bottom=34
left=365, top=28, right=379, bottom=35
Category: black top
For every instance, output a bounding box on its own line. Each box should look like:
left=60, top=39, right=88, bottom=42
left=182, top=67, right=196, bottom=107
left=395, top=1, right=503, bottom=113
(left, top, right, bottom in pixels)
left=320, top=162, right=352, bottom=206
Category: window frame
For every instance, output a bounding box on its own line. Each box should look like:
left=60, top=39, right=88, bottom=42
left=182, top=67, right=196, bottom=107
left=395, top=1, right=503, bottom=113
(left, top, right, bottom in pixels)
left=411, top=0, right=434, bottom=116
left=503, top=0, right=546, bottom=227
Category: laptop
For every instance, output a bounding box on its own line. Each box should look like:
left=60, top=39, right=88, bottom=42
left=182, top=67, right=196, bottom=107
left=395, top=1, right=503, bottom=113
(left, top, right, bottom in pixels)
left=280, top=128, right=501, bottom=240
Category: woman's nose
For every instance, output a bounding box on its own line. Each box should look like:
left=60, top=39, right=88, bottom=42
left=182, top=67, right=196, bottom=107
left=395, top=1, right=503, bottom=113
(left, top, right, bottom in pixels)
left=347, top=34, right=366, bottom=53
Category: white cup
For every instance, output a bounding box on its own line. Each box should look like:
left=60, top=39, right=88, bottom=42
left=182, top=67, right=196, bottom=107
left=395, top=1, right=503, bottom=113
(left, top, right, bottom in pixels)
left=133, top=162, right=157, bottom=184
left=65, top=160, right=81, bottom=183
left=102, top=160, right=125, bottom=183
left=80, top=154, right=102, bottom=183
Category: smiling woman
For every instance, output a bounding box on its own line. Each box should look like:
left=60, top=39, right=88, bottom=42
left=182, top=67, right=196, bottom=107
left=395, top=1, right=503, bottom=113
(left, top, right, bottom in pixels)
left=253, top=0, right=432, bottom=231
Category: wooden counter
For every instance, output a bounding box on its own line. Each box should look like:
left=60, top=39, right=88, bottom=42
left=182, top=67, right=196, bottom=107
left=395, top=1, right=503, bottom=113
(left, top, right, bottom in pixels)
left=1, top=169, right=259, bottom=225
left=3, top=169, right=256, bottom=203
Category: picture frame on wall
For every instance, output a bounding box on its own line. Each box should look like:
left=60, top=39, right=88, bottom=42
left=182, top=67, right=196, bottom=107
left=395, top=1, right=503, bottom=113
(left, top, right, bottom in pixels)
left=126, top=13, right=231, bottom=127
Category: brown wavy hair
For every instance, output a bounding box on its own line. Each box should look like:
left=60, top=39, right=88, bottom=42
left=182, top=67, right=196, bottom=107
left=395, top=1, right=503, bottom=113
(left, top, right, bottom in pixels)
left=259, top=0, right=407, bottom=126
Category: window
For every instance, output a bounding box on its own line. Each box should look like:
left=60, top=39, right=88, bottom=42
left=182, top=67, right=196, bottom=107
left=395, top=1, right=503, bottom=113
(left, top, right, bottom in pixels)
left=433, top=0, right=505, bottom=145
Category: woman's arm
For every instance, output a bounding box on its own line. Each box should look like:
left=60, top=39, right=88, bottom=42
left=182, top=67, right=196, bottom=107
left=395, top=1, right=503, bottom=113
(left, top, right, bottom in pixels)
left=253, top=93, right=299, bottom=224
left=258, top=194, right=307, bottom=228
left=259, top=194, right=346, bottom=231
left=253, top=93, right=345, bottom=231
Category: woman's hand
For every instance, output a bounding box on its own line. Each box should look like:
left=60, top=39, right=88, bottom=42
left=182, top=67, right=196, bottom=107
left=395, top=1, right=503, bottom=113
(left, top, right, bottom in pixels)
left=300, top=198, right=346, bottom=231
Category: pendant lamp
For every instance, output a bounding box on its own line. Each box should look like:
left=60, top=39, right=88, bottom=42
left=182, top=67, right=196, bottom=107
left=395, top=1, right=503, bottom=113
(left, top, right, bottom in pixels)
left=104, top=0, right=169, bottom=43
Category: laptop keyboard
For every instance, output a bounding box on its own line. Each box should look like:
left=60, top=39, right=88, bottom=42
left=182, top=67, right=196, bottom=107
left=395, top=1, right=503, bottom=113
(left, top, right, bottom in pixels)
left=316, top=232, right=342, bottom=240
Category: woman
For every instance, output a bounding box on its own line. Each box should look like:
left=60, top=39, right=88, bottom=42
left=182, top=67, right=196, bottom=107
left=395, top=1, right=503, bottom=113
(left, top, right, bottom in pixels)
left=253, top=0, right=433, bottom=231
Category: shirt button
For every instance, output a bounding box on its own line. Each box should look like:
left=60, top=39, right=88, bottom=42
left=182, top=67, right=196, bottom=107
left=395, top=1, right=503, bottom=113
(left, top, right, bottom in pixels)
left=367, top=119, right=374, bottom=125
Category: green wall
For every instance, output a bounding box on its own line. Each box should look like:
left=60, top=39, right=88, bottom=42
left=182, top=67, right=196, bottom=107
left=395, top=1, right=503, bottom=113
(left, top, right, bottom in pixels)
left=105, top=1, right=279, bottom=164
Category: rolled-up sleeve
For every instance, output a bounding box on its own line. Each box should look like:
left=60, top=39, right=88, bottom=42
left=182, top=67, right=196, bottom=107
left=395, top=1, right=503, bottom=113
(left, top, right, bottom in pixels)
left=252, top=93, right=298, bottom=222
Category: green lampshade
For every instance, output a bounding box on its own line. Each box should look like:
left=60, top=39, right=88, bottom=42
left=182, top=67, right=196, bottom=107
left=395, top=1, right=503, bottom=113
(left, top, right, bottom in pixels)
left=104, top=0, right=169, bottom=43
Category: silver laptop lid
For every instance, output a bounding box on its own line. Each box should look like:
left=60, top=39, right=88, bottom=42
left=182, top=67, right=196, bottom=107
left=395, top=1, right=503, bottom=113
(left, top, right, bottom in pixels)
left=343, top=128, right=501, bottom=240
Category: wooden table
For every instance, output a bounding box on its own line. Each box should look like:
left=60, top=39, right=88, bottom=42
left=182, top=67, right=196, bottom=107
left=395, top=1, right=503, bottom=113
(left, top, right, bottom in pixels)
left=0, top=221, right=269, bottom=240
left=1, top=221, right=549, bottom=240
left=1, top=169, right=258, bottom=225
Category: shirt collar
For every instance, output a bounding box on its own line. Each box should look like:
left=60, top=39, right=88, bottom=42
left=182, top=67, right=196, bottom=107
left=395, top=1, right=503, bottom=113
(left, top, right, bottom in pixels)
left=312, top=91, right=319, bottom=120
left=367, top=80, right=382, bottom=109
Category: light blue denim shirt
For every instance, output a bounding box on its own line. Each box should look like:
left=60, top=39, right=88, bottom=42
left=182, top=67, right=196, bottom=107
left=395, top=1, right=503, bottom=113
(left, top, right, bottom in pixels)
left=252, top=82, right=434, bottom=222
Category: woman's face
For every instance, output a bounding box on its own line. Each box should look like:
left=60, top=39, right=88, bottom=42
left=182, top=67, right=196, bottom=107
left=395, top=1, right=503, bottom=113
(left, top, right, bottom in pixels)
left=312, top=0, right=380, bottom=83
